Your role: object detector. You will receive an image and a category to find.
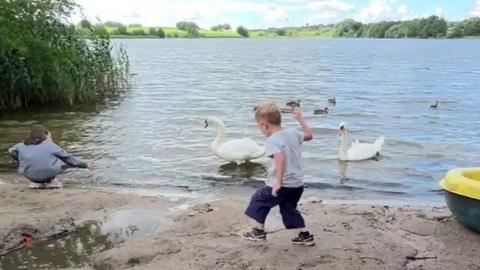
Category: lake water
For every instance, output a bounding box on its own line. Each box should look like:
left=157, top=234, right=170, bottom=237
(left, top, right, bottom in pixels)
left=1, top=39, right=479, bottom=205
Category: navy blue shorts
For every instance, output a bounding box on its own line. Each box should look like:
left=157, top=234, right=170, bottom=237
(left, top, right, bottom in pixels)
left=245, top=186, right=305, bottom=229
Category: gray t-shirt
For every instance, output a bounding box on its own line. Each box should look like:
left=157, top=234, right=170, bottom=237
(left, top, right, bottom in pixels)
left=265, top=128, right=304, bottom=188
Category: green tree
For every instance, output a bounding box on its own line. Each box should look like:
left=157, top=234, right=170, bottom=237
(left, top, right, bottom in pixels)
left=186, top=27, right=199, bottom=37
left=463, top=17, right=480, bottom=36
left=176, top=21, right=199, bottom=31
left=176, top=21, right=200, bottom=37
left=417, top=16, right=447, bottom=38
left=364, top=21, right=398, bottom=38
left=149, top=27, right=158, bottom=35
left=157, top=27, right=165, bottom=38
left=210, top=25, right=220, bottom=31
left=335, top=19, right=363, bottom=37
left=117, top=25, right=128, bottom=35
left=447, top=23, right=464, bottom=38
left=211, top=23, right=232, bottom=31
left=79, top=19, right=91, bottom=29
left=237, top=26, right=249, bottom=37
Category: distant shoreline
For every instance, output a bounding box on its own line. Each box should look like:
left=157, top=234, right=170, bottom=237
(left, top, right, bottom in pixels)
left=109, top=35, right=480, bottom=40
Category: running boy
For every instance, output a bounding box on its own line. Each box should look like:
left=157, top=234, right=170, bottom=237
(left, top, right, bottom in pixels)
left=244, top=101, right=314, bottom=245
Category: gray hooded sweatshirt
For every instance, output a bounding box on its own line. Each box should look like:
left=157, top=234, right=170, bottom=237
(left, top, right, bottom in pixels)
left=8, top=140, right=87, bottom=182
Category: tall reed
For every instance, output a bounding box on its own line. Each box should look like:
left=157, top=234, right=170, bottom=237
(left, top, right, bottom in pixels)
left=0, top=0, right=129, bottom=111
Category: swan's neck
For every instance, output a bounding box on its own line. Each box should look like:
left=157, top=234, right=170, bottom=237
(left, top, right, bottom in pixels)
left=339, top=131, right=348, bottom=160
left=211, top=122, right=225, bottom=152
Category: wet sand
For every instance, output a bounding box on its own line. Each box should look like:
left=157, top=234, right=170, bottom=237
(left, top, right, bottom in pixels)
left=1, top=175, right=479, bottom=270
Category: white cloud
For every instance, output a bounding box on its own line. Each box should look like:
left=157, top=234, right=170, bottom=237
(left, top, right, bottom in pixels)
left=73, top=0, right=296, bottom=28
left=306, top=0, right=355, bottom=24
left=360, top=0, right=412, bottom=23
left=307, top=0, right=355, bottom=13
left=74, top=0, right=300, bottom=28
left=471, top=0, right=480, bottom=17
left=397, top=5, right=409, bottom=17
left=435, top=7, right=444, bottom=18
left=264, top=6, right=290, bottom=26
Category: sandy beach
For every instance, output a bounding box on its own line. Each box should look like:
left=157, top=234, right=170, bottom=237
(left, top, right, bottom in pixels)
left=1, top=174, right=480, bottom=270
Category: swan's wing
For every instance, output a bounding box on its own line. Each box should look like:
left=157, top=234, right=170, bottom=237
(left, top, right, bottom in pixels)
left=217, top=138, right=265, bottom=161
left=347, top=142, right=379, bottom=161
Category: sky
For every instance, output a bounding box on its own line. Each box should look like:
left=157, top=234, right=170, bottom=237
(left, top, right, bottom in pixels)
left=73, top=0, right=480, bottom=29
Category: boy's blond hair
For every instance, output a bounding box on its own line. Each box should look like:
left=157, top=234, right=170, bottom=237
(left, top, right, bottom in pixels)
left=255, top=101, right=281, bottom=126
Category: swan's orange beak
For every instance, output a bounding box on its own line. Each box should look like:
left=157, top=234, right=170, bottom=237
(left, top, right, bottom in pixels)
left=338, top=126, right=344, bottom=136
left=204, top=120, right=209, bottom=129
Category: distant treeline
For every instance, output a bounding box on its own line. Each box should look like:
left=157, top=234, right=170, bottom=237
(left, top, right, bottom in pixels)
left=332, top=16, right=480, bottom=38
left=82, top=15, right=480, bottom=39
left=83, top=20, right=250, bottom=38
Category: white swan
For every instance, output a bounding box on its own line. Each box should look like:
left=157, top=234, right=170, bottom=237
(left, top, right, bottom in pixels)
left=338, top=122, right=385, bottom=161
left=204, top=116, right=265, bottom=164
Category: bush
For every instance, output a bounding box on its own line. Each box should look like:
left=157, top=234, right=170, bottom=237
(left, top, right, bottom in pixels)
left=0, top=0, right=129, bottom=110
left=131, top=29, right=145, bottom=35
left=237, top=26, right=249, bottom=37
left=148, top=27, right=165, bottom=38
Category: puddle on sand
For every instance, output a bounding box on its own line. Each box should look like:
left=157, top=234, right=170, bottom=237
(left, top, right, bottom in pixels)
left=0, top=208, right=169, bottom=270
left=0, top=222, right=112, bottom=269
left=102, top=208, right=168, bottom=243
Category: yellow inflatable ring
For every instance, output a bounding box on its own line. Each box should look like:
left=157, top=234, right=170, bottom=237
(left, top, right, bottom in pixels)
left=440, top=168, right=480, bottom=233
left=440, top=168, right=480, bottom=200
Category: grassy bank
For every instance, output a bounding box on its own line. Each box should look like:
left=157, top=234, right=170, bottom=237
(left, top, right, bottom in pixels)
left=106, top=26, right=243, bottom=38
left=104, top=26, right=336, bottom=39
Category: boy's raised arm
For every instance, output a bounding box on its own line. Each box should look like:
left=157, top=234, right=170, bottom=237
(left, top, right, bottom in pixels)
left=292, top=108, right=313, bottom=141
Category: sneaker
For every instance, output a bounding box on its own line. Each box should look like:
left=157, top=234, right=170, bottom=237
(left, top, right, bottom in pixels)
left=291, top=231, right=315, bottom=246
left=45, top=178, right=63, bottom=189
left=29, top=182, right=46, bottom=189
left=243, top=228, right=267, bottom=241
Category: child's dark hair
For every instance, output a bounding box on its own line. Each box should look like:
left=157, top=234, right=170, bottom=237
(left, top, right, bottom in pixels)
left=24, top=126, right=49, bottom=145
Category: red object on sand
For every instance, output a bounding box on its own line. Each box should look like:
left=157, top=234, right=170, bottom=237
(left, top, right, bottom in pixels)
left=24, top=235, right=33, bottom=247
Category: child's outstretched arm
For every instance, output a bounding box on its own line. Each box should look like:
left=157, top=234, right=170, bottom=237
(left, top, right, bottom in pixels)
left=52, top=144, right=94, bottom=170
left=292, top=108, right=313, bottom=141
left=272, top=152, right=285, bottom=197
